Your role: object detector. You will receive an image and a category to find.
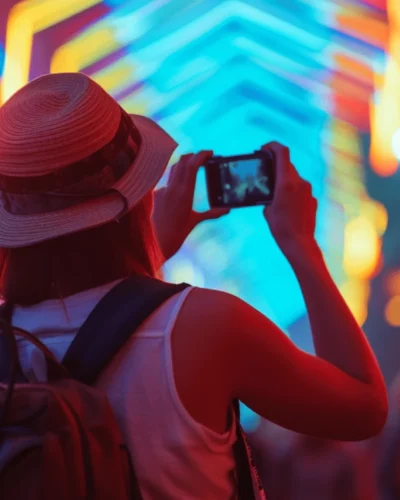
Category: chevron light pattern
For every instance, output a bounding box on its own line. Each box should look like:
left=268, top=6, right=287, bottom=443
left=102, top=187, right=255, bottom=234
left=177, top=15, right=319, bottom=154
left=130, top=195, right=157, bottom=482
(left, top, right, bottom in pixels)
left=1, top=2, right=391, bottom=428
left=1, top=0, right=389, bottom=327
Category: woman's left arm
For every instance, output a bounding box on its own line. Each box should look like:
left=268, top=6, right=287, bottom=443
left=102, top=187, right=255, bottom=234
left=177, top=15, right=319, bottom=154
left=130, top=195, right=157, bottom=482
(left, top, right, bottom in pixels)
left=152, top=151, right=229, bottom=262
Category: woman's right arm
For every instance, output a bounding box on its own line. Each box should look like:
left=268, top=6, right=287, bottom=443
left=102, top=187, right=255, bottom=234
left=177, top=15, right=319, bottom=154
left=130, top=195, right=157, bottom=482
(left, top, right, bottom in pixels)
left=197, top=142, right=387, bottom=441
left=211, top=244, right=387, bottom=441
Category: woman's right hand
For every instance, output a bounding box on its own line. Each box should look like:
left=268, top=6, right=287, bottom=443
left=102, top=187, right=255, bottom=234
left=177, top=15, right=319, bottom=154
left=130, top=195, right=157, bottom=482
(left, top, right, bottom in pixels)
left=262, top=142, right=318, bottom=256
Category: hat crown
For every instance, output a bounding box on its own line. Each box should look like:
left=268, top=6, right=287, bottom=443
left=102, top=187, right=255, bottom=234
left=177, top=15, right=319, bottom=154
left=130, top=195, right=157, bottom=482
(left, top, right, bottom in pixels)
left=13, top=75, right=88, bottom=120
left=0, top=73, right=121, bottom=176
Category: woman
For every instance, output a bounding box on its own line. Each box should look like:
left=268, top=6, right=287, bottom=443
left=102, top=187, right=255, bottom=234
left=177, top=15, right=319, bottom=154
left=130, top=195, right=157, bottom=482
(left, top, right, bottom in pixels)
left=0, top=73, right=388, bottom=499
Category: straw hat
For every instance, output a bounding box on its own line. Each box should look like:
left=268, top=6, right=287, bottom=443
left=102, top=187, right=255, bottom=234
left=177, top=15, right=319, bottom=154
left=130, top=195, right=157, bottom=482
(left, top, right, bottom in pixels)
left=0, top=72, right=178, bottom=248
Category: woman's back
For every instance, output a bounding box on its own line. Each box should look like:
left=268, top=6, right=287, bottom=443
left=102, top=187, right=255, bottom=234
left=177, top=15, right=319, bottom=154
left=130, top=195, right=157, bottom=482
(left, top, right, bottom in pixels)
left=13, top=282, right=238, bottom=499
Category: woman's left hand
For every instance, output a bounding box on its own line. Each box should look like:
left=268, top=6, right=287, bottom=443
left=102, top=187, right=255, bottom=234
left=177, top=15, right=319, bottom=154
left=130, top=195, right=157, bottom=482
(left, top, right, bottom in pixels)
left=153, top=151, right=230, bottom=262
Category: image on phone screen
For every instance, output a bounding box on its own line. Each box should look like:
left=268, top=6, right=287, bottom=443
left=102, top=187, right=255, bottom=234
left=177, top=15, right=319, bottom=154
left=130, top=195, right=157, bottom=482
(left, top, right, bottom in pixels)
left=220, top=159, right=272, bottom=205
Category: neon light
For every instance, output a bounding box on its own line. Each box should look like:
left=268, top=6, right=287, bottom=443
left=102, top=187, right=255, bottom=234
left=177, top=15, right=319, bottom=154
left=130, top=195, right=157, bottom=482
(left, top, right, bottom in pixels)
left=385, top=296, right=400, bottom=327
left=0, top=44, right=5, bottom=77
left=325, top=116, right=383, bottom=325
left=0, top=0, right=389, bottom=338
left=391, top=128, right=400, bottom=159
left=370, top=0, right=400, bottom=176
left=333, top=53, right=374, bottom=85
left=340, top=280, right=370, bottom=326
left=51, top=23, right=120, bottom=74
left=92, top=61, right=134, bottom=95
left=2, top=0, right=101, bottom=103
left=128, top=0, right=326, bottom=64
left=336, top=11, right=388, bottom=49
left=386, top=270, right=400, bottom=295
left=344, top=216, right=381, bottom=279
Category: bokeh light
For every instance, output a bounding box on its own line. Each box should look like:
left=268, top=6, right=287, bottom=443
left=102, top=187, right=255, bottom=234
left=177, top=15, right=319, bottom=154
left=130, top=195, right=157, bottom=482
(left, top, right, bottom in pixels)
left=391, top=128, right=400, bottom=160
left=0, top=0, right=398, bottom=428
left=386, top=270, right=400, bottom=296
left=344, top=216, right=381, bottom=280
left=385, top=296, right=400, bottom=327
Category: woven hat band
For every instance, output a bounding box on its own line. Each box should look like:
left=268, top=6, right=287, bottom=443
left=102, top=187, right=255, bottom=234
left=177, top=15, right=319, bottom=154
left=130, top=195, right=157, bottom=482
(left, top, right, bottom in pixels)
left=0, top=109, right=140, bottom=215
left=0, top=72, right=178, bottom=248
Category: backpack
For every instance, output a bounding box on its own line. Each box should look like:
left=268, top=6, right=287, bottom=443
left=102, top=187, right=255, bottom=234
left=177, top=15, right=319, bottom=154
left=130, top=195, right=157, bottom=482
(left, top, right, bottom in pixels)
left=0, top=275, right=264, bottom=499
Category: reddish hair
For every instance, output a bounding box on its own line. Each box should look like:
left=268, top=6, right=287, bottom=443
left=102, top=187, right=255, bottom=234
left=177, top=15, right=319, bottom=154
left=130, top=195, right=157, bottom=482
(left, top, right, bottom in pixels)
left=0, top=193, right=162, bottom=306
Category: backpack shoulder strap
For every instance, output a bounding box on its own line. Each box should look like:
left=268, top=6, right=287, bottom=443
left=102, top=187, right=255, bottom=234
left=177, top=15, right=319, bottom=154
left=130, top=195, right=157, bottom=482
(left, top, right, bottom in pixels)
left=62, top=274, right=261, bottom=499
left=0, top=302, right=27, bottom=385
left=62, top=275, right=189, bottom=384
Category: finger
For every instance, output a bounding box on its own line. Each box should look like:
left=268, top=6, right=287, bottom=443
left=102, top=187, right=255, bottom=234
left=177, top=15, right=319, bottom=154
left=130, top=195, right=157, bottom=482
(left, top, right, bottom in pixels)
left=168, top=163, right=179, bottom=183
left=303, top=180, right=312, bottom=194
left=290, top=163, right=301, bottom=178
left=169, top=153, right=194, bottom=184
left=261, top=142, right=275, bottom=153
left=311, top=196, right=318, bottom=209
left=179, top=151, right=214, bottom=206
left=263, top=142, right=294, bottom=189
left=184, top=150, right=214, bottom=184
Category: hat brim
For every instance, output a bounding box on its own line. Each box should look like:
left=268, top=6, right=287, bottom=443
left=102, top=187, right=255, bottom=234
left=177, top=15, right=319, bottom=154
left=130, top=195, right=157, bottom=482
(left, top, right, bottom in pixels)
left=0, top=115, right=178, bottom=248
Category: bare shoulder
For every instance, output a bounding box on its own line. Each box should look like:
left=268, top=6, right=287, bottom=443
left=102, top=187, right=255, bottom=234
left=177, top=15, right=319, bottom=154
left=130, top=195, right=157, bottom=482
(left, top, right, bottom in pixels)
left=169, top=287, right=247, bottom=433
left=175, top=285, right=276, bottom=367
left=179, top=286, right=273, bottom=349
left=172, top=286, right=241, bottom=365
left=180, top=286, right=252, bottom=329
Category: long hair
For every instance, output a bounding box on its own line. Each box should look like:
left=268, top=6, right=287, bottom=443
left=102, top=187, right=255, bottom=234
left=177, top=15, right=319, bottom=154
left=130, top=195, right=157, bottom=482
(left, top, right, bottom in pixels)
left=0, top=192, right=163, bottom=306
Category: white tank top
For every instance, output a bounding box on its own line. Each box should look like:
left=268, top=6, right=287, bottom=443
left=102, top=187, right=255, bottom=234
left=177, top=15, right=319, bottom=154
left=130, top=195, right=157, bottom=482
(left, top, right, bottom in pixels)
left=12, top=280, right=237, bottom=499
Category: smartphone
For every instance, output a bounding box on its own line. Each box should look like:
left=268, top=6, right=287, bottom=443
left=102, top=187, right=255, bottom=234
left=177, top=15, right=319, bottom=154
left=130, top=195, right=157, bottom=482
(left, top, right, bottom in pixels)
left=205, top=150, right=275, bottom=208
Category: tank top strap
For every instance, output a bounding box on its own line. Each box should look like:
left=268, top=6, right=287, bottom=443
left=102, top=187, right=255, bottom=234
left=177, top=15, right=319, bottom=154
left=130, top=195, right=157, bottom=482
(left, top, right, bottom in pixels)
left=164, top=286, right=195, bottom=338
left=133, top=286, right=194, bottom=338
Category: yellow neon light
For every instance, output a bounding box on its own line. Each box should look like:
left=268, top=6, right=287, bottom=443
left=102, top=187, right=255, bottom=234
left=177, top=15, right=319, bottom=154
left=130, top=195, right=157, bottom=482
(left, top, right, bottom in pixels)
left=360, top=201, right=388, bottom=236
left=326, top=118, right=384, bottom=327
left=340, top=280, right=370, bottom=326
left=370, top=0, right=400, bottom=176
left=370, top=54, right=400, bottom=176
left=51, top=25, right=120, bottom=74
left=50, top=13, right=142, bottom=110
left=2, top=0, right=102, bottom=104
left=343, top=216, right=381, bottom=279
left=118, top=93, right=147, bottom=115
left=92, top=61, right=134, bottom=95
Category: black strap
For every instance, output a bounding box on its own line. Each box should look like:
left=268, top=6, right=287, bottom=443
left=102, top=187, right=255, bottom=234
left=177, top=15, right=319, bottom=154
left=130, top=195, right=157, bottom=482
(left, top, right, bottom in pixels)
left=0, top=301, right=14, bottom=324
left=233, top=406, right=258, bottom=499
left=62, top=275, right=259, bottom=499
left=0, top=302, right=27, bottom=384
left=62, top=276, right=190, bottom=500
left=0, top=277, right=259, bottom=498
left=62, top=275, right=189, bottom=384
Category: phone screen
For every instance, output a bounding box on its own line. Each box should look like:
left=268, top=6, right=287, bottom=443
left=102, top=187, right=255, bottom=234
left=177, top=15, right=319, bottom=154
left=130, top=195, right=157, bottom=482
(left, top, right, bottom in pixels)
left=219, top=158, right=273, bottom=206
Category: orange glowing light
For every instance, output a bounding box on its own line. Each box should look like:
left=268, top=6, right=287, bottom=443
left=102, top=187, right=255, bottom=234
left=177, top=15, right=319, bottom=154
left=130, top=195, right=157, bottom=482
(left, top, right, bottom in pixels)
left=369, top=0, right=400, bottom=177
left=336, top=12, right=388, bottom=50
left=343, top=216, right=381, bottom=279
left=386, top=270, right=400, bottom=295
left=385, top=296, right=400, bottom=327
left=333, top=54, right=374, bottom=85
left=340, top=280, right=370, bottom=326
